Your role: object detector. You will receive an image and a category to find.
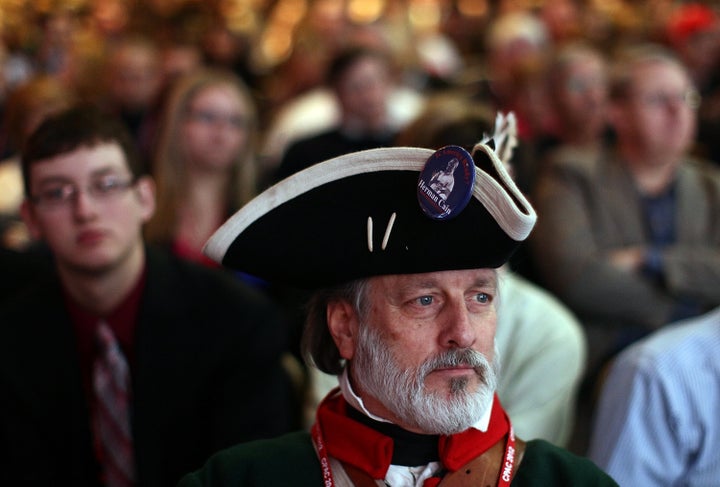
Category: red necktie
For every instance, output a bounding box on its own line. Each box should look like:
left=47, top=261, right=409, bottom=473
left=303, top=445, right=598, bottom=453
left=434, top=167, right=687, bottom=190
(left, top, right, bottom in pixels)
left=93, top=320, right=136, bottom=487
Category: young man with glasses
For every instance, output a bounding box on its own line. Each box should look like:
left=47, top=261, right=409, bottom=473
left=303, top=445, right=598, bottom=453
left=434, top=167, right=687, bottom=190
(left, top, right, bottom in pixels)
left=0, top=105, right=298, bottom=486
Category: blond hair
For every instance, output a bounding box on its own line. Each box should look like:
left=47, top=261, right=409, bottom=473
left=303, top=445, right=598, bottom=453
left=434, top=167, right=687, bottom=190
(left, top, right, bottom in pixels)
left=145, top=68, right=259, bottom=245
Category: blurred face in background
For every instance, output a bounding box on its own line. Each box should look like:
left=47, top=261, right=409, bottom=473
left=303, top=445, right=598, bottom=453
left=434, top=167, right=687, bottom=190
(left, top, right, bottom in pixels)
left=182, top=83, right=250, bottom=173
left=21, top=142, right=155, bottom=276
left=335, top=55, right=392, bottom=132
left=554, top=52, right=608, bottom=136
left=107, top=41, right=162, bottom=112
left=161, top=44, right=203, bottom=87
left=614, top=59, right=697, bottom=163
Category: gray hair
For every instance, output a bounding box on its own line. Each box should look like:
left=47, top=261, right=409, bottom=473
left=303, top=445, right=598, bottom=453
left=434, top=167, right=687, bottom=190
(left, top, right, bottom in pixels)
left=301, top=278, right=370, bottom=375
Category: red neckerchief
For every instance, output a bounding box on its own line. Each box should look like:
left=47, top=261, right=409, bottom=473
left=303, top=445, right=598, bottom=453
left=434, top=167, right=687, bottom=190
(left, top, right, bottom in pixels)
left=314, top=390, right=510, bottom=480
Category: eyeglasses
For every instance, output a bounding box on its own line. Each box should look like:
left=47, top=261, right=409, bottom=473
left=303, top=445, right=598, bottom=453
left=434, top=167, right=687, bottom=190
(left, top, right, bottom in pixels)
left=31, top=176, right=137, bottom=208
left=566, top=77, right=606, bottom=94
left=186, top=109, right=248, bottom=129
left=635, top=88, right=701, bottom=110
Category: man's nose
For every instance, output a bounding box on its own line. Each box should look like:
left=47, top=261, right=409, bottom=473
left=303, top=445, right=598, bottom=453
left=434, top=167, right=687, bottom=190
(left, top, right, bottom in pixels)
left=71, top=188, right=99, bottom=220
left=441, top=299, right=477, bottom=349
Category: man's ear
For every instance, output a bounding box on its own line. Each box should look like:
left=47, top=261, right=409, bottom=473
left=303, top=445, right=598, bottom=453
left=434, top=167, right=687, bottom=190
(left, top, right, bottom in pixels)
left=19, top=199, right=44, bottom=241
left=134, top=175, right=156, bottom=222
left=327, top=299, right=359, bottom=361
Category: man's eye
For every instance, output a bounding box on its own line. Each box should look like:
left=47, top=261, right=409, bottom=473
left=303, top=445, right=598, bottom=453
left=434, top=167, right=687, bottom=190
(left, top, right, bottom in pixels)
left=416, top=296, right=433, bottom=306
left=42, top=187, right=69, bottom=201
left=95, top=179, right=122, bottom=193
left=196, top=111, right=216, bottom=123
left=475, top=293, right=490, bottom=304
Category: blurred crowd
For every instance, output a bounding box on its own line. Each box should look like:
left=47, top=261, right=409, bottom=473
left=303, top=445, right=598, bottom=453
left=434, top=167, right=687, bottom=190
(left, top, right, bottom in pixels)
left=3, top=0, right=720, bottom=484
left=0, top=0, right=717, bottom=241
left=0, top=0, right=719, bottom=245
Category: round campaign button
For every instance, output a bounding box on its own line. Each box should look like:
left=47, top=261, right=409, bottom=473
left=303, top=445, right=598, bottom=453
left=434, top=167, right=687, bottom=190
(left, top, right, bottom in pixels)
left=417, top=145, right=476, bottom=220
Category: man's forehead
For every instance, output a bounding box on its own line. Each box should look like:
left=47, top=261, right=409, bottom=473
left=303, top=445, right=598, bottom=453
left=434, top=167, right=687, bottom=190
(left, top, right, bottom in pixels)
left=30, top=142, right=129, bottom=181
left=631, top=60, right=689, bottom=86
left=370, top=268, right=498, bottom=289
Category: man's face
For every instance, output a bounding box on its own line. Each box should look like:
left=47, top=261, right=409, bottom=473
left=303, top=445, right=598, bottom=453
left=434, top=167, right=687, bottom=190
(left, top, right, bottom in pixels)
left=556, top=56, right=608, bottom=131
left=335, top=268, right=499, bottom=434
left=21, top=143, right=155, bottom=276
left=615, top=61, right=697, bottom=161
left=336, top=56, right=391, bottom=131
left=108, top=45, right=162, bottom=111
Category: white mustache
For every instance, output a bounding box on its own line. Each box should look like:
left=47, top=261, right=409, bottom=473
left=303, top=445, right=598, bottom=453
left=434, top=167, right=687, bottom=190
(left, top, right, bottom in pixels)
left=420, top=348, right=491, bottom=376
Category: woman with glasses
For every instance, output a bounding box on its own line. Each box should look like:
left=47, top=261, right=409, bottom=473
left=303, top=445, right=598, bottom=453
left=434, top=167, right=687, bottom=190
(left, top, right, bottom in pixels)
left=145, top=68, right=259, bottom=267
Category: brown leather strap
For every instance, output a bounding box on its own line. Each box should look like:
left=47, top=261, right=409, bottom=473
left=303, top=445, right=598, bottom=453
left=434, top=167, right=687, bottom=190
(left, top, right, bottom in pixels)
left=341, top=461, right=383, bottom=487
left=339, top=437, right=526, bottom=486
left=439, top=437, right=526, bottom=486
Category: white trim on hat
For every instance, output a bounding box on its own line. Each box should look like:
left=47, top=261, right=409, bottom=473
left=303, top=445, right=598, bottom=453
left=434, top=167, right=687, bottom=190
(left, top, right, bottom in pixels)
left=472, top=143, right=537, bottom=241
left=204, top=145, right=536, bottom=264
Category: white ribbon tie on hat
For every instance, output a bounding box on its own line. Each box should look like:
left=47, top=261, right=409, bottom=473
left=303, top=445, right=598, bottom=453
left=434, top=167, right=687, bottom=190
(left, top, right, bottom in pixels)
left=367, top=213, right=397, bottom=252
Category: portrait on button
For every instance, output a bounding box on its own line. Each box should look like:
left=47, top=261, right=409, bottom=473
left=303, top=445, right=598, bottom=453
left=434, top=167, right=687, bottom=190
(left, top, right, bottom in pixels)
left=429, top=157, right=460, bottom=201
left=418, top=146, right=476, bottom=220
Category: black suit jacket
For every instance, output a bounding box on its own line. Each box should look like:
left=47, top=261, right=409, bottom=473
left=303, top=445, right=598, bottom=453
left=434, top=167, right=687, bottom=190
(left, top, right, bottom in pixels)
left=0, top=247, right=297, bottom=486
left=0, top=245, right=52, bottom=300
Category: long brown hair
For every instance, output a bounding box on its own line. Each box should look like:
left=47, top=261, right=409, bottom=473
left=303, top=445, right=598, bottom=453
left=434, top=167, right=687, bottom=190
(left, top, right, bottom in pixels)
left=145, top=68, right=259, bottom=245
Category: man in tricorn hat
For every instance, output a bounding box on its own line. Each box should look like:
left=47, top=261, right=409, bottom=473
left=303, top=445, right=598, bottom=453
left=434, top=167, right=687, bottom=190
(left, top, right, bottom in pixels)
left=180, top=135, right=618, bottom=485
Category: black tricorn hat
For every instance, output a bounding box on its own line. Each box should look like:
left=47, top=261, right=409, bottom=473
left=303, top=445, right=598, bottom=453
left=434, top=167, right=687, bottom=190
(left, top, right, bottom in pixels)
left=204, top=142, right=536, bottom=289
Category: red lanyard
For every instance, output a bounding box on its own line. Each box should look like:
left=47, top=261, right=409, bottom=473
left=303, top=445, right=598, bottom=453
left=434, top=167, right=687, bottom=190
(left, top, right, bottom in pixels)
left=311, top=418, right=517, bottom=487
left=497, top=425, right=516, bottom=487
left=312, top=421, right=336, bottom=487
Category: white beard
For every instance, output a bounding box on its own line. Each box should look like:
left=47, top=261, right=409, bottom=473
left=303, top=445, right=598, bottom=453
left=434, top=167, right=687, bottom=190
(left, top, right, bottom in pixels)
left=352, top=323, right=500, bottom=435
